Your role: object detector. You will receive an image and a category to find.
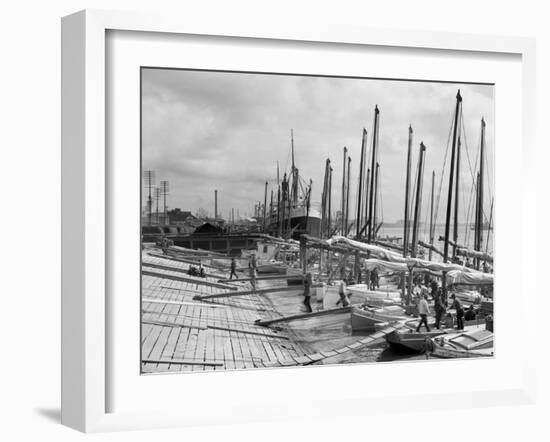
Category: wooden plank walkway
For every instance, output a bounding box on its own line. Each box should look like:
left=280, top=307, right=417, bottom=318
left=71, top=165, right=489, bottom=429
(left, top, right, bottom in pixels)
left=141, top=247, right=406, bottom=373
left=141, top=248, right=306, bottom=373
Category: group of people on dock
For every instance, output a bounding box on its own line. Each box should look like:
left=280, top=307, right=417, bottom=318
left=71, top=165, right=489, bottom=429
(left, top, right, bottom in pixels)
left=411, top=275, right=488, bottom=333
left=187, top=261, right=206, bottom=278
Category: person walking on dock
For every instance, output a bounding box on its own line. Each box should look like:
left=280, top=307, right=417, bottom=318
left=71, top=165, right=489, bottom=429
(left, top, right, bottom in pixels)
left=302, top=272, right=313, bottom=313
left=161, top=236, right=170, bottom=255
left=416, top=295, right=431, bottom=332
left=249, top=253, right=257, bottom=271
left=336, top=281, right=350, bottom=307
left=249, top=266, right=257, bottom=291
left=433, top=290, right=445, bottom=329
left=229, top=258, right=238, bottom=280
left=450, top=294, right=465, bottom=330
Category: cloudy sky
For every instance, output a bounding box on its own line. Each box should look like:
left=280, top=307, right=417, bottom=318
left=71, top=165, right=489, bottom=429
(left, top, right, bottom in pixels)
left=142, top=68, right=494, bottom=225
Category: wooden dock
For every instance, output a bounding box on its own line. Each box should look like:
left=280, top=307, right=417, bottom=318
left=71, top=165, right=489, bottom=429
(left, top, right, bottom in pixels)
left=141, top=246, right=405, bottom=373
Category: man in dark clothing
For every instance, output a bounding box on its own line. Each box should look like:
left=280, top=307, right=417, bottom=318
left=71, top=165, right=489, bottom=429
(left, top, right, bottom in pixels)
left=433, top=292, right=445, bottom=329
left=303, top=272, right=313, bottom=313
left=450, top=294, right=465, bottom=330
left=465, top=305, right=476, bottom=321
left=229, top=258, right=238, bottom=280
left=370, top=268, right=379, bottom=290
left=430, top=279, right=439, bottom=299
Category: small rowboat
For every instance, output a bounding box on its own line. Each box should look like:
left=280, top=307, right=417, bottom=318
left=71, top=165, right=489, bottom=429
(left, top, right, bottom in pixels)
left=386, top=327, right=447, bottom=353
left=350, top=305, right=406, bottom=333
left=386, top=317, right=487, bottom=353
left=427, top=326, right=493, bottom=358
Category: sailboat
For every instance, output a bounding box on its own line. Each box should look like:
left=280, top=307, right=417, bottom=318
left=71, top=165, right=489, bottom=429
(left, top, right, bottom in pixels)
left=268, top=129, right=321, bottom=239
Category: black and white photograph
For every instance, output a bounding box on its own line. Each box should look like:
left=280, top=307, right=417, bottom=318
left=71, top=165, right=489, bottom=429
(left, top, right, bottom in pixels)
left=140, top=68, right=495, bottom=373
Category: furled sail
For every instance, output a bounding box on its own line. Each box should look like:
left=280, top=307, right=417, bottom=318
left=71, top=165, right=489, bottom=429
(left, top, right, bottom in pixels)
left=326, top=236, right=476, bottom=273
left=446, top=269, right=494, bottom=286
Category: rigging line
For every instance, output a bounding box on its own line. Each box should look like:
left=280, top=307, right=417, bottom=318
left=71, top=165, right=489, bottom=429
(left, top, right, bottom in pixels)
left=484, top=144, right=493, bottom=206
left=408, top=154, right=419, bottom=231
left=432, top=110, right=455, bottom=229
left=484, top=197, right=494, bottom=256
left=466, top=138, right=480, bottom=248
left=460, top=161, right=469, bottom=244
left=379, top=167, right=384, bottom=224
left=422, top=188, right=430, bottom=242
left=464, top=174, right=476, bottom=248
left=460, top=110, right=480, bottom=188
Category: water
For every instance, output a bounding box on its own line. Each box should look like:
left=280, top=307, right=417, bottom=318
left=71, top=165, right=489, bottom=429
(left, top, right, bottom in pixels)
left=377, top=224, right=493, bottom=259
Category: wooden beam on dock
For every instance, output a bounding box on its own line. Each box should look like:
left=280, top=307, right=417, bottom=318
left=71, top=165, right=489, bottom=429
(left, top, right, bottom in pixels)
left=254, top=306, right=351, bottom=327
left=206, top=325, right=289, bottom=340
left=142, top=270, right=238, bottom=290
left=147, top=252, right=223, bottom=269
left=142, top=320, right=207, bottom=330
left=142, top=319, right=287, bottom=339
left=143, top=358, right=224, bottom=367
left=170, top=246, right=228, bottom=258
left=142, top=261, right=219, bottom=279
left=193, top=285, right=304, bottom=301
left=218, top=274, right=303, bottom=283
left=142, top=298, right=228, bottom=309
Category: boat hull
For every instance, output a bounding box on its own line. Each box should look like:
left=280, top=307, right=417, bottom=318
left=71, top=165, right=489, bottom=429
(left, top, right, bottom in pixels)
left=350, top=306, right=406, bottom=333
left=347, top=284, right=401, bottom=304
left=386, top=328, right=447, bottom=353
left=427, top=326, right=494, bottom=358
left=268, top=205, right=321, bottom=239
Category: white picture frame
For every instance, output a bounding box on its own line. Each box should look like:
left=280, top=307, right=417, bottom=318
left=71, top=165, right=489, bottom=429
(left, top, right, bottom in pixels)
left=61, top=9, right=537, bottom=433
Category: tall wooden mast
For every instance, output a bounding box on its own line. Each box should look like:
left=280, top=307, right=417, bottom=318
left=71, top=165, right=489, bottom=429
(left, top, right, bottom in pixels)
left=411, top=143, right=426, bottom=258
left=475, top=117, right=486, bottom=269
left=356, top=129, right=367, bottom=238
left=345, top=156, right=352, bottom=235
left=262, top=181, right=268, bottom=232
left=328, top=166, right=333, bottom=237
left=367, top=105, right=380, bottom=243
left=403, top=125, right=413, bottom=256
left=363, top=168, right=370, bottom=235
left=428, top=170, right=435, bottom=261
left=474, top=172, right=480, bottom=256
left=341, top=146, right=348, bottom=234
left=276, top=161, right=281, bottom=237
left=453, top=137, right=462, bottom=259
left=290, top=128, right=298, bottom=206
left=269, top=189, right=274, bottom=234
left=281, top=173, right=288, bottom=236
left=373, top=162, right=380, bottom=241
left=320, top=158, right=330, bottom=239
left=443, top=90, right=463, bottom=263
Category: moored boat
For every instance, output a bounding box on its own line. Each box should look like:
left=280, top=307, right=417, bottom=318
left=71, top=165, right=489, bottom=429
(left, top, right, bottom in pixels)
left=386, top=313, right=488, bottom=353
left=346, top=283, right=402, bottom=304
left=386, top=325, right=447, bottom=353
left=350, top=305, right=406, bottom=333
left=427, top=325, right=493, bottom=358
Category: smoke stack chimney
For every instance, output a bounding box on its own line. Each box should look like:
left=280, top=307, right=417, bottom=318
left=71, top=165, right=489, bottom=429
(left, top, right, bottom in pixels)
left=214, top=189, right=218, bottom=219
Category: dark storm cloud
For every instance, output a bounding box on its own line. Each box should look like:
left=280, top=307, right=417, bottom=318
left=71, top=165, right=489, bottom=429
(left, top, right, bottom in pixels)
left=142, top=68, right=494, bottom=222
